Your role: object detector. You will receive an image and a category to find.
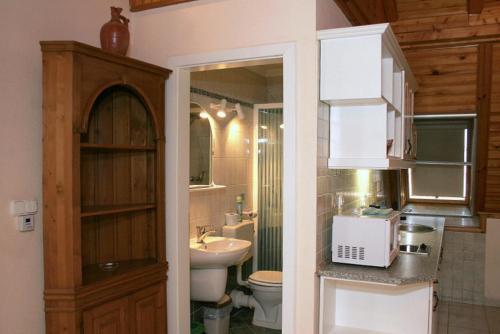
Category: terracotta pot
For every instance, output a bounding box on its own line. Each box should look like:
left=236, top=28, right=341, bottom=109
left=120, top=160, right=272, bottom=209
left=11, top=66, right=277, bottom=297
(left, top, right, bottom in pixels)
left=100, top=7, right=130, bottom=56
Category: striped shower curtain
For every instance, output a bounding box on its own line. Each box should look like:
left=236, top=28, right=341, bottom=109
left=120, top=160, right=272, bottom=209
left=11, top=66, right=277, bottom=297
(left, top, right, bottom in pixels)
left=256, top=105, right=283, bottom=271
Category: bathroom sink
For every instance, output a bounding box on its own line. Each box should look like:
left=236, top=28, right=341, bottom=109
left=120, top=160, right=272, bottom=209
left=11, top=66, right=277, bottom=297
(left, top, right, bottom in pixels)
left=190, top=236, right=251, bottom=269
left=400, top=223, right=436, bottom=233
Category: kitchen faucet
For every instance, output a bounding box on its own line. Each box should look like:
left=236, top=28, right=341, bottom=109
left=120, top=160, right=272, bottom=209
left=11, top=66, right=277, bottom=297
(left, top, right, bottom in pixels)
left=196, top=224, right=215, bottom=243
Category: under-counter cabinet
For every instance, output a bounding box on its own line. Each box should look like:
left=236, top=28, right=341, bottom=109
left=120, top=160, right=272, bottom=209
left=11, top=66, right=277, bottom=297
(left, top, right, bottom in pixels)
left=41, top=41, right=170, bottom=333
left=318, top=216, right=444, bottom=334
left=318, top=24, right=418, bottom=169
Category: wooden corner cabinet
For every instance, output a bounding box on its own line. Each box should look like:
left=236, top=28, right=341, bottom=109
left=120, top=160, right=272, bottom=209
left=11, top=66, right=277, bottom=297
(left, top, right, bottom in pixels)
left=41, top=41, right=171, bottom=334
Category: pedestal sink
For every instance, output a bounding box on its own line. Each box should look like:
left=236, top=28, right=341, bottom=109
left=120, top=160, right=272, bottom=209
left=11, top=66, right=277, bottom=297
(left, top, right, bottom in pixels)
left=190, top=236, right=251, bottom=302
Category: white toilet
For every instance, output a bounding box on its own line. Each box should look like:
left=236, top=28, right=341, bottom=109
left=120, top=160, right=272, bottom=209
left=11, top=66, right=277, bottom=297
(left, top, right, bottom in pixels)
left=222, top=221, right=283, bottom=330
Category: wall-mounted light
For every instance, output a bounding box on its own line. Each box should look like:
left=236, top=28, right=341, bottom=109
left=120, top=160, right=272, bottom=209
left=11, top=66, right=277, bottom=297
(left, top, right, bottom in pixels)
left=260, top=125, right=268, bottom=130
left=235, top=103, right=244, bottom=120
left=199, top=111, right=209, bottom=119
left=210, top=99, right=245, bottom=120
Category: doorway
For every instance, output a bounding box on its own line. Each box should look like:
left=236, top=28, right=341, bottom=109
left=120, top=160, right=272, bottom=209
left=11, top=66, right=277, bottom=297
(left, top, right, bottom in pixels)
left=165, top=44, right=298, bottom=334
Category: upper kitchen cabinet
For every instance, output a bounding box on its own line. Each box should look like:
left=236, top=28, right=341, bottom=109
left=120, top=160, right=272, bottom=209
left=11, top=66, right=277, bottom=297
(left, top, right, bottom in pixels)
left=318, top=24, right=418, bottom=170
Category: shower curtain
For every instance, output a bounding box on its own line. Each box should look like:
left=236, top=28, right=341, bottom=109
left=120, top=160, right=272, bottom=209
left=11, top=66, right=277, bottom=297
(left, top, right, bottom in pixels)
left=255, top=104, right=283, bottom=271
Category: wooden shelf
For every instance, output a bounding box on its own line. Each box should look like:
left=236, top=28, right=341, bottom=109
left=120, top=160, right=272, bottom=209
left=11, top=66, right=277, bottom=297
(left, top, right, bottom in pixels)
left=81, top=204, right=156, bottom=218
left=80, top=143, right=156, bottom=151
left=82, top=258, right=158, bottom=286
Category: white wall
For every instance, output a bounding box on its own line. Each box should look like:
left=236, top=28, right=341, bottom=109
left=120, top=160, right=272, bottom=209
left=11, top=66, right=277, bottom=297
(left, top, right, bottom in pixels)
left=0, top=0, right=348, bottom=332
left=316, top=0, right=351, bottom=30
left=129, top=0, right=348, bottom=332
left=485, top=218, right=500, bottom=306
left=0, top=1, right=128, bottom=333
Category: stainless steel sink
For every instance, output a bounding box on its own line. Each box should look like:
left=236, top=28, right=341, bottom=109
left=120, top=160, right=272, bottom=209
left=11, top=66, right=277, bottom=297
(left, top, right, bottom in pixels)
left=400, top=223, right=436, bottom=233
left=400, top=243, right=431, bottom=255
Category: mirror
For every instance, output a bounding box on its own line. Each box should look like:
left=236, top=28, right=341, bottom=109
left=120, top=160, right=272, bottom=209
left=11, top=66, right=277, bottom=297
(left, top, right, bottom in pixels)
left=190, top=102, right=213, bottom=187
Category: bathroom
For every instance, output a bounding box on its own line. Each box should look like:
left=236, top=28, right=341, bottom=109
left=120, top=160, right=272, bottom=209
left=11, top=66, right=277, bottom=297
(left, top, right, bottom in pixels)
left=188, top=62, right=284, bottom=334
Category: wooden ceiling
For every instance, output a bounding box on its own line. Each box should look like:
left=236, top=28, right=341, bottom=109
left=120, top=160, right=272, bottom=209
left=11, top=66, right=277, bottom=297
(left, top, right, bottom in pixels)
left=335, top=0, right=500, bottom=44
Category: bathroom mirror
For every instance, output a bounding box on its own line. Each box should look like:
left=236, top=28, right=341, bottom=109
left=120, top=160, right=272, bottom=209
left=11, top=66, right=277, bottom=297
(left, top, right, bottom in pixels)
left=190, top=102, right=213, bottom=187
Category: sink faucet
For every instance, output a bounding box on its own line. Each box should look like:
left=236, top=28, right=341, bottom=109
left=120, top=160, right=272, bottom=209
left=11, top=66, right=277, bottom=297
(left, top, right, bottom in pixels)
left=196, top=224, right=215, bottom=243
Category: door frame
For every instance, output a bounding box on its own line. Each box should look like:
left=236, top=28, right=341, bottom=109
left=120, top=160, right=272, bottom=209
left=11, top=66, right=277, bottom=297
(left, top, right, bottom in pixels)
left=165, top=43, right=297, bottom=334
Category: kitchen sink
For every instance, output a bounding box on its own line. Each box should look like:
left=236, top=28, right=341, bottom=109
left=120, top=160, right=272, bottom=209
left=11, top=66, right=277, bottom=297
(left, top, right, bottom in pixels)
left=400, top=243, right=431, bottom=255
left=400, top=223, right=436, bottom=233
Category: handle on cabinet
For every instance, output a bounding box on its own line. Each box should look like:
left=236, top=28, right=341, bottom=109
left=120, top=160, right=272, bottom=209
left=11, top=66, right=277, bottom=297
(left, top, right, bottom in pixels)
left=433, top=291, right=439, bottom=312
left=406, top=139, right=412, bottom=155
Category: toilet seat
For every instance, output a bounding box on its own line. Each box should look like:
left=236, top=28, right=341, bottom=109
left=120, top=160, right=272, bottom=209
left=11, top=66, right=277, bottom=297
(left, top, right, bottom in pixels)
left=248, top=271, right=282, bottom=287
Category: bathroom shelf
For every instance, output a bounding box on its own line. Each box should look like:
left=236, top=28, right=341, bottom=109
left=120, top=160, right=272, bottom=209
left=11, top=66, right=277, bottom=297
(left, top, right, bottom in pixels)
left=80, top=143, right=156, bottom=151
left=81, top=203, right=157, bottom=218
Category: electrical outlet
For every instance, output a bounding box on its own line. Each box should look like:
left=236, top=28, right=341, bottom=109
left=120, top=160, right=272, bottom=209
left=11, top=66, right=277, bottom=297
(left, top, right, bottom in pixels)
left=18, top=215, right=35, bottom=232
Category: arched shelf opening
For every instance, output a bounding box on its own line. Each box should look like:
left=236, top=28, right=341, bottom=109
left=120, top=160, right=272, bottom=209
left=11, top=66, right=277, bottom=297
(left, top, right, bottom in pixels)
left=79, top=85, right=159, bottom=285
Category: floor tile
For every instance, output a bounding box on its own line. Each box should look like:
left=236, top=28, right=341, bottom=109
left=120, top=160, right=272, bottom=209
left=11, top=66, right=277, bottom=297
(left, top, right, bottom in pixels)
left=486, top=306, right=500, bottom=333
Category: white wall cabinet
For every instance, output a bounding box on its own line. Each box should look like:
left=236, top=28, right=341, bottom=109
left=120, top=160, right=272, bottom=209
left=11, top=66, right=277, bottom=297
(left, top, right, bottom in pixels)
left=318, top=24, right=418, bottom=169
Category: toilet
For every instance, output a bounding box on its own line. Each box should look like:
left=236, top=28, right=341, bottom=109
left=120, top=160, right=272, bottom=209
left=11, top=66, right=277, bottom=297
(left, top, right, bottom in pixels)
left=222, top=221, right=283, bottom=330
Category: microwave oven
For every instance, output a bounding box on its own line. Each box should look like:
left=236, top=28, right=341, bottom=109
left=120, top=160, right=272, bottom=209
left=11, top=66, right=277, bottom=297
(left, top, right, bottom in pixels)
left=332, top=212, right=400, bottom=268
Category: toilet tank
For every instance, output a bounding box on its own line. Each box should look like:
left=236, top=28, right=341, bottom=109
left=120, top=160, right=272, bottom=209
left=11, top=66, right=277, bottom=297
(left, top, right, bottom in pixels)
left=223, top=221, right=255, bottom=257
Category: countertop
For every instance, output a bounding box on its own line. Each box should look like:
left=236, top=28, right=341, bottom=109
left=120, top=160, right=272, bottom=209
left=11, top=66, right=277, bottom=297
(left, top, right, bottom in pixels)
left=317, top=215, right=445, bottom=285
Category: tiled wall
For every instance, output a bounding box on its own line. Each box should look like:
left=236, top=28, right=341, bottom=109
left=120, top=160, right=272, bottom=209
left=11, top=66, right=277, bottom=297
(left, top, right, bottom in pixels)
left=189, top=187, right=227, bottom=238
left=316, top=102, right=398, bottom=265
left=438, top=231, right=486, bottom=305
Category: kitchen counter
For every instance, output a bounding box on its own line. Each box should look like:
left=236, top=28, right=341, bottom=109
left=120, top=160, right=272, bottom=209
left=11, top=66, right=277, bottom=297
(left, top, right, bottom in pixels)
left=317, top=215, right=445, bottom=285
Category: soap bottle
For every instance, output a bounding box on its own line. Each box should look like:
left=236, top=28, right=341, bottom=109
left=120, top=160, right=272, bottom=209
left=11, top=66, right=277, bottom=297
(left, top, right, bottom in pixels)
left=236, top=194, right=244, bottom=222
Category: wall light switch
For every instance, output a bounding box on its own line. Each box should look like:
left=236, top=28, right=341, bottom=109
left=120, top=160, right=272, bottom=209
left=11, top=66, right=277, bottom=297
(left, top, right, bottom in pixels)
left=25, top=200, right=38, bottom=213
left=10, top=199, right=38, bottom=216
left=18, top=215, right=35, bottom=232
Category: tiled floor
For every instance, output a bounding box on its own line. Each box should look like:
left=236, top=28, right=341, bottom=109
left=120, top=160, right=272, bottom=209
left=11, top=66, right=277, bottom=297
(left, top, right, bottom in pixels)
left=229, top=307, right=281, bottom=334
left=437, top=301, right=500, bottom=333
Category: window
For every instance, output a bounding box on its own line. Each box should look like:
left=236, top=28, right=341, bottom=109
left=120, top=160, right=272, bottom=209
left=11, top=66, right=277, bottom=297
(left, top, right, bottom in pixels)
left=408, top=117, right=475, bottom=203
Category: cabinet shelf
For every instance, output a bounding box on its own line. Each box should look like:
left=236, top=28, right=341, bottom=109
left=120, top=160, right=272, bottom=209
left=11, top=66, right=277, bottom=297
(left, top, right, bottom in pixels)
left=82, top=258, right=158, bottom=286
left=80, top=143, right=156, bottom=151
left=81, top=203, right=157, bottom=218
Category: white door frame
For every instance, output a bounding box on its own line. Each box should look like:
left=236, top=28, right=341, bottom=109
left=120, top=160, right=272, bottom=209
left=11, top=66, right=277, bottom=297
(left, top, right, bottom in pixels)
left=165, top=43, right=297, bottom=334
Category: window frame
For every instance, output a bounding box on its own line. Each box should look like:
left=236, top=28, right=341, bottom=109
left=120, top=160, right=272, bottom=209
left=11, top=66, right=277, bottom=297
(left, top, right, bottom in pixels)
left=406, top=114, right=477, bottom=207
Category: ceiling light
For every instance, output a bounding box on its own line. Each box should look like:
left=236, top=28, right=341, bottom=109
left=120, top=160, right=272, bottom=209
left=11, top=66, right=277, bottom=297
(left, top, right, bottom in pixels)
left=217, top=110, right=227, bottom=118
left=199, top=111, right=209, bottom=119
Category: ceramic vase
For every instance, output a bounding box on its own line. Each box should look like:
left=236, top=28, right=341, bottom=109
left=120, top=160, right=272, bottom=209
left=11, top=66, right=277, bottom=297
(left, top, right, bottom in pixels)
left=100, top=7, right=130, bottom=56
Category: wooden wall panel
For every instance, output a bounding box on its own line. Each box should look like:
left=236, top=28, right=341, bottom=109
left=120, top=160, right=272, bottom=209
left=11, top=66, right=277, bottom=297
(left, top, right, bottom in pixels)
left=484, top=44, right=500, bottom=211
left=396, top=0, right=467, bottom=20
left=393, top=1, right=500, bottom=44
left=129, top=0, right=195, bottom=12
left=404, top=45, right=479, bottom=114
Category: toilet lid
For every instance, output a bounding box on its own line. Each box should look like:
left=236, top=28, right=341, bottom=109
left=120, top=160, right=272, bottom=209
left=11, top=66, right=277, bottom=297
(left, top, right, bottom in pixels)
left=248, top=271, right=282, bottom=286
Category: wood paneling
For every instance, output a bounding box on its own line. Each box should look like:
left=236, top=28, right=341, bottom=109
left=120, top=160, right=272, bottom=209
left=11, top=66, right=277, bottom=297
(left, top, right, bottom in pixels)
left=392, top=1, right=500, bottom=44
left=129, top=0, right=195, bottom=12
left=83, top=297, right=130, bottom=334
left=404, top=45, right=479, bottom=114
left=334, top=0, right=398, bottom=25
left=484, top=43, right=500, bottom=211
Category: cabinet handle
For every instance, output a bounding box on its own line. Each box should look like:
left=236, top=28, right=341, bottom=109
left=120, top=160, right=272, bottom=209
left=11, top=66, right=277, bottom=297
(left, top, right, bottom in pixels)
left=433, top=291, right=439, bottom=312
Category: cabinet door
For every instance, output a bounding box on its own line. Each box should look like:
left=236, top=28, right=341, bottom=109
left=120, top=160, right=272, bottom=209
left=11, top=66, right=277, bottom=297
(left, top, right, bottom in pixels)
left=130, top=284, right=166, bottom=334
left=83, top=298, right=129, bottom=334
